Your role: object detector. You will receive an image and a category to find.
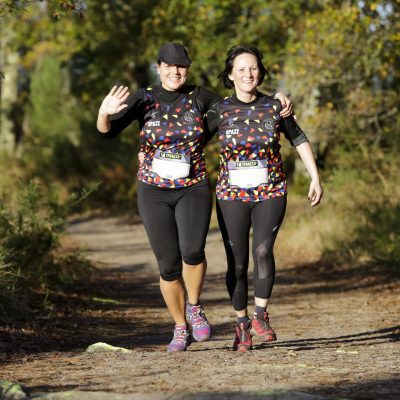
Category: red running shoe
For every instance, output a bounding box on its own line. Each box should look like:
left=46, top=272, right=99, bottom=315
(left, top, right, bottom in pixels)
left=251, top=312, right=277, bottom=342
left=232, top=322, right=252, bottom=352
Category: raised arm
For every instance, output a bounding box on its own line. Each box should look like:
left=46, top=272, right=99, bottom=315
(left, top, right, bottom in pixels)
left=97, top=85, right=130, bottom=133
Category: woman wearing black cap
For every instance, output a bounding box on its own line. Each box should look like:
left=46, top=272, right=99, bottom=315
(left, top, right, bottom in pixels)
left=97, top=43, right=293, bottom=352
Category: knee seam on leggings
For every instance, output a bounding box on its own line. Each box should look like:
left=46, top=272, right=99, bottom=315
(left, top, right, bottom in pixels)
left=160, top=270, right=182, bottom=281
left=182, top=253, right=205, bottom=266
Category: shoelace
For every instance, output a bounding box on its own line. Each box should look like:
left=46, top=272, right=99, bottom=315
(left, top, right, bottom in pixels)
left=172, top=328, right=188, bottom=343
left=190, top=308, right=208, bottom=327
left=256, top=317, right=271, bottom=330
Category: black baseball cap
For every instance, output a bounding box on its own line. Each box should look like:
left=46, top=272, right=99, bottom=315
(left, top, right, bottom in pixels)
left=158, top=43, right=192, bottom=67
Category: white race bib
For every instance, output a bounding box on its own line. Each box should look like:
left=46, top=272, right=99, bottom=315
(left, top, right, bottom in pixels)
left=228, top=160, right=268, bottom=188
left=152, top=150, right=191, bottom=180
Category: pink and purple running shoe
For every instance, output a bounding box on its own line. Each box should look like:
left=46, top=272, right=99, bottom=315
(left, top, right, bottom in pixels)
left=167, top=324, right=191, bottom=353
left=186, top=303, right=211, bottom=342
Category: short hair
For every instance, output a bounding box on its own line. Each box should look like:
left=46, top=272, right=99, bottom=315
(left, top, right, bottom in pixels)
left=218, top=45, right=269, bottom=89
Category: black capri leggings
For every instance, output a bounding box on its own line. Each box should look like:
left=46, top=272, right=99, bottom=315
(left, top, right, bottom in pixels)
left=217, top=196, right=287, bottom=311
left=137, top=180, right=212, bottom=281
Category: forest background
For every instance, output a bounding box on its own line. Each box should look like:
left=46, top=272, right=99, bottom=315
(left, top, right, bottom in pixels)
left=0, top=0, right=399, bottom=316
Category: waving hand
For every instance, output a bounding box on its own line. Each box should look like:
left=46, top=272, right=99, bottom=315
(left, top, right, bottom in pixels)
left=99, top=85, right=130, bottom=116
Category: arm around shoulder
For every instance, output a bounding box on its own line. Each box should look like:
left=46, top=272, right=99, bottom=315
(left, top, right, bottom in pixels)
left=273, top=91, right=293, bottom=118
left=204, top=101, right=220, bottom=145
left=196, top=86, right=221, bottom=113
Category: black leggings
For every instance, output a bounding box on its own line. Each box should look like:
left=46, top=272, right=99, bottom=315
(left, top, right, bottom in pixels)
left=217, top=196, right=287, bottom=311
left=137, top=180, right=212, bottom=281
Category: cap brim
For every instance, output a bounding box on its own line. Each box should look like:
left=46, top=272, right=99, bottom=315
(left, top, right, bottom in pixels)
left=159, top=57, right=191, bottom=67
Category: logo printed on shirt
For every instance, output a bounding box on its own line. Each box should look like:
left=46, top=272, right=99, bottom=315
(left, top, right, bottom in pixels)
left=262, top=117, right=275, bottom=132
left=147, top=120, right=161, bottom=127
left=226, top=128, right=239, bottom=135
left=160, top=152, right=182, bottom=160
left=182, top=111, right=195, bottom=124
left=236, top=161, right=258, bottom=168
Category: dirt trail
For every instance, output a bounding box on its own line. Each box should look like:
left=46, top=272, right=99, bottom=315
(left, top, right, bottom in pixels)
left=0, top=215, right=399, bottom=400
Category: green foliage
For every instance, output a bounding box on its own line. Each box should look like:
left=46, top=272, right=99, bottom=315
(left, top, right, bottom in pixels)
left=29, top=55, right=75, bottom=138
left=276, top=0, right=400, bottom=272
left=315, top=163, right=400, bottom=271
left=3, top=1, right=144, bottom=210
left=0, top=0, right=35, bottom=17
left=140, top=0, right=313, bottom=91
left=1, top=0, right=399, bottom=274
left=0, top=181, right=94, bottom=318
left=364, top=204, right=400, bottom=268
left=27, top=54, right=80, bottom=161
left=0, top=1, right=85, bottom=18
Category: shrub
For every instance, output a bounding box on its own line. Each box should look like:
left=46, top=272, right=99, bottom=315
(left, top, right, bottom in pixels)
left=0, top=180, right=95, bottom=318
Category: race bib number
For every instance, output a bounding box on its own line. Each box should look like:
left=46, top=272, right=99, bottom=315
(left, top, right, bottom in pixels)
left=152, top=150, right=191, bottom=180
left=228, top=160, right=268, bottom=188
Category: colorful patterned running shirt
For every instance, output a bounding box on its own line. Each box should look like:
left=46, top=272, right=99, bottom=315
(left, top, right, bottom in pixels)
left=206, top=92, right=309, bottom=202
left=97, top=85, right=219, bottom=189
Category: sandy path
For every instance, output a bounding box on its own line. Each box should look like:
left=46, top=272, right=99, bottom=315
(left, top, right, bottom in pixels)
left=0, top=215, right=399, bottom=399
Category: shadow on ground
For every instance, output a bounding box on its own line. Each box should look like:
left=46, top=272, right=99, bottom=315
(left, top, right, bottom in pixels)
left=1, top=254, right=398, bottom=357
left=15, top=377, right=400, bottom=399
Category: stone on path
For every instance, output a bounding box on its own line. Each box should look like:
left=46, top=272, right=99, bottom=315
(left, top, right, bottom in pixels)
left=85, top=342, right=133, bottom=354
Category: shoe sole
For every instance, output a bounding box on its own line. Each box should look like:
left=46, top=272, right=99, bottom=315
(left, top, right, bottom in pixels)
left=237, top=344, right=252, bottom=352
left=167, top=348, right=188, bottom=353
left=191, top=331, right=212, bottom=342
left=167, top=341, right=190, bottom=353
left=167, top=337, right=191, bottom=353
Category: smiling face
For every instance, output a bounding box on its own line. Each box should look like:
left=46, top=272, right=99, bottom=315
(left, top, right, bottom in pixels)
left=228, top=53, right=260, bottom=98
left=156, top=62, right=189, bottom=91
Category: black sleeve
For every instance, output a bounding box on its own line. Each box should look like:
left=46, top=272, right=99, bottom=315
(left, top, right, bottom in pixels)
left=195, top=87, right=221, bottom=114
left=204, top=101, right=220, bottom=145
left=96, top=89, right=144, bottom=139
left=193, top=87, right=221, bottom=146
left=279, top=116, right=309, bottom=147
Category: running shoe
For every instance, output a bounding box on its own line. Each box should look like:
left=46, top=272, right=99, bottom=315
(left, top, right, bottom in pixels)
left=232, top=322, right=252, bottom=352
left=250, top=312, right=277, bottom=342
left=167, top=324, right=191, bottom=353
left=186, top=303, right=211, bottom=342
